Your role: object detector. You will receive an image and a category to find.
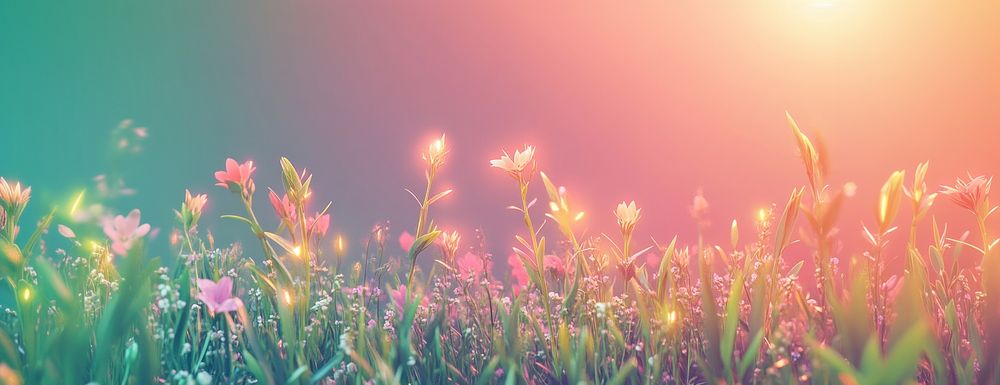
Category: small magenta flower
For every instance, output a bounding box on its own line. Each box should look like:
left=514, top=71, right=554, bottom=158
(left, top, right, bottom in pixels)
left=197, top=276, right=242, bottom=315
left=102, top=209, right=151, bottom=256
left=215, top=158, right=256, bottom=194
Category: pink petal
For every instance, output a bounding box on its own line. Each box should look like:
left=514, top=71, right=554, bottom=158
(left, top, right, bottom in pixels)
left=57, top=224, right=76, bottom=239
left=225, top=158, right=239, bottom=176
left=134, top=223, right=151, bottom=238
left=217, top=298, right=242, bottom=313
left=111, top=241, right=128, bottom=256
left=215, top=171, right=229, bottom=185
left=124, top=209, right=142, bottom=232
left=399, top=231, right=415, bottom=252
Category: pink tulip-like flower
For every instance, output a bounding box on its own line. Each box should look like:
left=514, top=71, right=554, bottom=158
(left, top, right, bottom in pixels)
left=268, top=189, right=296, bottom=223
left=456, top=251, right=492, bottom=278
left=308, top=213, right=330, bottom=237
left=940, top=175, right=992, bottom=214
left=215, top=158, right=256, bottom=193
left=389, top=284, right=427, bottom=312
left=102, top=209, right=151, bottom=256
left=507, top=253, right=530, bottom=294
left=399, top=231, right=415, bottom=252
left=197, top=276, right=243, bottom=315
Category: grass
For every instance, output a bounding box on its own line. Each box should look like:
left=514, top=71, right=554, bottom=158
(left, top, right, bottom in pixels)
left=0, top=114, right=997, bottom=385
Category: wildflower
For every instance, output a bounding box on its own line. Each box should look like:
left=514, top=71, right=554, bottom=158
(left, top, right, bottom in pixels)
left=0, top=178, right=30, bottom=220
left=614, top=201, right=641, bottom=235
left=268, top=189, right=296, bottom=223
left=179, top=189, right=208, bottom=229
left=214, top=158, right=256, bottom=194
left=307, top=212, right=330, bottom=237
left=456, top=251, right=491, bottom=278
left=57, top=224, right=76, bottom=239
left=438, top=230, right=461, bottom=261
left=508, top=253, right=530, bottom=293
left=102, top=209, right=151, bottom=256
left=388, top=284, right=427, bottom=312
left=197, top=276, right=242, bottom=315
left=940, top=175, right=992, bottom=215
left=422, top=134, right=448, bottom=168
left=542, top=254, right=565, bottom=276
left=490, top=145, right=536, bottom=180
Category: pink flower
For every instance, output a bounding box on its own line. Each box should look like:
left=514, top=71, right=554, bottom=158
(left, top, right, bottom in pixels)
left=507, top=253, right=530, bottom=294
left=184, top=190, right=208, bottom=218
left=102, top=209, right=151, bottom=256
left=215, top=158, right=256, bottom=193
left=456, top=251, right=492, bottom=278
left=644, top=252, right=661, bottom=269
left=399, top=231, right=415, bottom=252
left=268, top=189, right=296, bottom=222
left=0, top=178, right=31, bottom=212
left=197, top=276, right=242, bottom=315
left=940, top=175, right=992, bottom=214
left=543, top=254, right=565, bottom=276
left=308, top=213, right=330, bottom=237
left=389, top=284, right=427, bottom=312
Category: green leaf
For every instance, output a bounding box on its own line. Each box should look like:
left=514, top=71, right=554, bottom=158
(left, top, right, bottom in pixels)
left=285, top=366, right=308, bottom=385
left=407, top=230, right=441, bottom=259
left=738, top=330, right=764, bottom=379
left=23, top=206, right=56, bottom=256
left=607, top=358, right=637, bottom=385
left=872, top=322, right=929, bottom=384
left=173, top=266, right=193, bottom=356
left=264, top=232, right=297, bottom=256
left=721, top=272, right=745, bottom=375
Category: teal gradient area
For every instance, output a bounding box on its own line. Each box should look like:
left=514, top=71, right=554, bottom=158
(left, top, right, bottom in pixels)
left=2, top=2, right=1000, bottom=281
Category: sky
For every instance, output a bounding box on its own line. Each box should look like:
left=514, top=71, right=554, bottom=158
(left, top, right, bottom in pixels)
left=2, top=1, right=998, bottom=279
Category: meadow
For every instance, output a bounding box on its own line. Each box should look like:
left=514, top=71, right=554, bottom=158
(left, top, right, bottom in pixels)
left=0, top=113, right=996, bottom=385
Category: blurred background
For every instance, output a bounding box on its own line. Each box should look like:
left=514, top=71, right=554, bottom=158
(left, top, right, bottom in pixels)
left=2, top=1, right=998, bottom=279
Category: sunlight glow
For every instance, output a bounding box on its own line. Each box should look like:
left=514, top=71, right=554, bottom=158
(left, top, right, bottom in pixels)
left=69, top=190, right=85, bottom=216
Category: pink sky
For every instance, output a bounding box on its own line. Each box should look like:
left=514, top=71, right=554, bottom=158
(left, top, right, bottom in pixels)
left=235, top=1, right=1000, bottom=276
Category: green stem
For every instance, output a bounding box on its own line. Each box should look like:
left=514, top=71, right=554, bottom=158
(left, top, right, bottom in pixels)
left=517, top=178, right=560, bottom=373
left=408, top=166, right=437, bottom=285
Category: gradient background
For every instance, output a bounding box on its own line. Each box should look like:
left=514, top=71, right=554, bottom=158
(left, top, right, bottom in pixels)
left=2, top=2, right=998, bottom=278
